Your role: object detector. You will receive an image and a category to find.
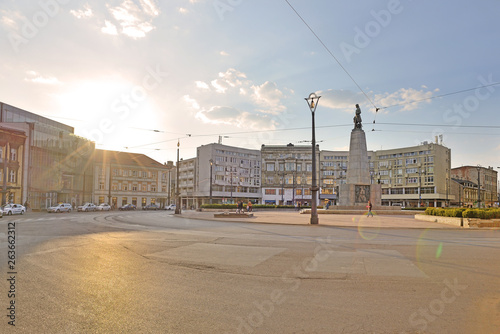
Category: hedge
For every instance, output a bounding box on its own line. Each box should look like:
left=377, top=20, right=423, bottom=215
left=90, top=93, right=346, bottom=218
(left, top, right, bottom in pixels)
left=425, top=207, right=500, bottom=219
left=462, top=208, right=500, bottom=219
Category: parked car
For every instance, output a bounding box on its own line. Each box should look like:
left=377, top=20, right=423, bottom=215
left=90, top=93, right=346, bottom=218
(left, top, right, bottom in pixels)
left=47, top=203, right=73, bottom=213
left=77, top=203, right=97, bottom=212
left=164, top=204, right=176, bottom=210
left=0, top=207, right=3, bottom=218
left=96, top=203, right=111, bottom=211
left=119, top=204, right=136, bottom=211
left=143, top=204, right=159, bottom=210
left=2, top=204, right=26, bottom=215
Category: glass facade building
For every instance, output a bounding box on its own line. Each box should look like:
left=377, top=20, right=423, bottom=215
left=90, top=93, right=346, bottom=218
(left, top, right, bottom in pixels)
left=1, top=102, right=95, bottom=210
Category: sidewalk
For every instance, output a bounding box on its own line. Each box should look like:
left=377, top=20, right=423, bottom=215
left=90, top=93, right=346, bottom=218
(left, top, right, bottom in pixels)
left=178, top=210, right=458, bottom=229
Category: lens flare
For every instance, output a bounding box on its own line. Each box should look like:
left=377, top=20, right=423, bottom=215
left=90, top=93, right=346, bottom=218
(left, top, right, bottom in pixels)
left=356, top=213, right=381, bottom=241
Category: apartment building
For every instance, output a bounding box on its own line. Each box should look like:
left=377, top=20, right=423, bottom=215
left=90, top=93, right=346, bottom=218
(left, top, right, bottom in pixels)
left=451, top=166, right=498, bottom=207
left=92, top=149, right=172, bottom=208
left=0, top=126, right=26, bottom=205
left=372, top=142, right=452, bottom=207
left=261, top=143, right=318, bottom=205
left=196, top=143, right=261, bottom=206
left=178, top=157, right=197, bottom=209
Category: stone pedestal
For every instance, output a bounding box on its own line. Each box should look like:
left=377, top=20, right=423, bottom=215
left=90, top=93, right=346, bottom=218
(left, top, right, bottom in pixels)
left=339, top=184, right=381, bottom=207
left=346, top=128, right=370, bottom=184
left=337, top=128, right=381, bottom=207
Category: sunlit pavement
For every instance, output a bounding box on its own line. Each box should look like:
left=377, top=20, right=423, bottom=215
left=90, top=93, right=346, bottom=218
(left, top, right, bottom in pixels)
left=179, top=209, right=459, bottom=229
left=1, top=210, right=499, bottom=333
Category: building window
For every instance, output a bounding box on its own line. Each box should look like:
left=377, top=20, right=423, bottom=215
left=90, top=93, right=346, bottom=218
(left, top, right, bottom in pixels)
left=122, top=197, right=128, bottom=205
left=99, top=183, right=105, bottom=190
left=9, top=169, right=17, bottom=183
left=151, top=185, right=156, bottom=192
left=406, top=177, right=418, bottom=184
left=132, top=198, right=137, bottom=205
left=10, top=148, right=17, bottom=161
left=98, top=196, right=105, bottom=204
left=265, top=189, right=276, bottom=195
left=132, top=185, right=138, bottom=191
left=142, top=198, right=147, bottom=206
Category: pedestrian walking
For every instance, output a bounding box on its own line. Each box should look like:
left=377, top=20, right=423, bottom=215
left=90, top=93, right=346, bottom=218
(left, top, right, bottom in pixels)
left=247, top=201, right=253, bottom=212
left=367, top=200, right=373, bottom=217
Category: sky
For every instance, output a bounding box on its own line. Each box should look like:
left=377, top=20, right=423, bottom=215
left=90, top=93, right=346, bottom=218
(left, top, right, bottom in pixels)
left=1, top=0, right=499, bottom=169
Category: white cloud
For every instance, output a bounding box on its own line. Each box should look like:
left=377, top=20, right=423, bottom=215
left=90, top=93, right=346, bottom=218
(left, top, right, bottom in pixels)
left=185, top=68, right=288, bottom=130
left=251, top=81, right=286, bottom=114
left=195, top=81, right=209, bottom=90
left=220, top=51, right=229, bottom=56
left=374, top=86, right=439, bottom=111
left=318, top=86, right=438, bottom=113
left=70, top=5, right=93, bottom=19
left=316, top=89, right=366, bottom=112
left=178, top=8, right=188, bottom=14
left=101, top=20, right=118, bottom=35
left=105, top=0, right=160, bottom=39
left=24, top=71, right=61, bottom=85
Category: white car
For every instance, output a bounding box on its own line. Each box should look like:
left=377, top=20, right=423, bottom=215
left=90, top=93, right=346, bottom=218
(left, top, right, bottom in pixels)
left=47, top=203, right=73, bottom=213
left=77, top=203, right=97, bottom=212
left=96, top=203, right=111, bottom=211
left=0, top=207, right=3, bottom=218
left=164, top=204, right=176, bottom=210
left=2, top=204, right=26, bottom=215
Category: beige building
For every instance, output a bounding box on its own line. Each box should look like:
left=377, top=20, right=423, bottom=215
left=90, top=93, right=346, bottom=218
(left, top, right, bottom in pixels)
left=321, top=142, right=453, bottom=207
left=92, top=150, right=172, bottom=208
left=261, top=144, right=318, bottom=206
left=372, top=142, right=452, bottom=207
left=178, top=157, right=197, bottom=209
left=451, top=166, right=498, bottom=207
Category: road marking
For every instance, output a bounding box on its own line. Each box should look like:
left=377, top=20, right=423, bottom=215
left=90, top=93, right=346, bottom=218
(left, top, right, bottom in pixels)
left=148, top=243, right=286, bottom=267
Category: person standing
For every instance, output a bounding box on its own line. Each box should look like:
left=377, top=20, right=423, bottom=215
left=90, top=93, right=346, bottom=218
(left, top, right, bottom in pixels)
left=367, top=200, right=373, bottom=217
left=247, top=201, right=253, bottom=212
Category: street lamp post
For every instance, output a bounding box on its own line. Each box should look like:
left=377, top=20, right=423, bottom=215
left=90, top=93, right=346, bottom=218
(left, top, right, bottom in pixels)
left=209, top=159, right=213, bottom=204
left=476, top=165, right=481, bottom=208
left=175, top=140, right=181, bottom=214
left=305, top=92, right=320, bottom=225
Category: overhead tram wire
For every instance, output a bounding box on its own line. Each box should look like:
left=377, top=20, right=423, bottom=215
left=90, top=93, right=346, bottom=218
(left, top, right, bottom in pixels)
left=377, top=81, right=500, bottom=110
left=283, top=0, right=378, bottom=111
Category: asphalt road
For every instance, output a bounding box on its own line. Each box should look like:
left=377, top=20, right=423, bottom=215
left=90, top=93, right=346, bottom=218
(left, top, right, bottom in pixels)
left=0, top=210, right=499, bottom=333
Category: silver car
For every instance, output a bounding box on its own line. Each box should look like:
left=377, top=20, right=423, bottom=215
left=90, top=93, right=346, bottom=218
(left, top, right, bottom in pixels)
left=2, top=204, right=26, bottom=215
left=47, top=203, right=73, bottom=213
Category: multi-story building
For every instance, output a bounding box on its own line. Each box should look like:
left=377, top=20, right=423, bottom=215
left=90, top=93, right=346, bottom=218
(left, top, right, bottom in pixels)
left=451, top=166, right=498, bottom=207
left=196, top=143, right=261, bottom=206
left=92, top=149, right=172, bottom=208
left=178, top=157, right=197, bottom=209
left=261, top=143, right=318, bottom=206
left=0, top=126, right=27, bottom=205
left=320, top=142, right=453, bottom=207
left=1, top=102, right=95, bottom=210
left=372, top=142, right=452, bottom=207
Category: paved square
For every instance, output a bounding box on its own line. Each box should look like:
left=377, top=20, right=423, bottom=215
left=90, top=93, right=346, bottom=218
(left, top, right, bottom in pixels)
left=148, top=243, right=286, bottom=267
left=313, top=249, right=427, bottom=278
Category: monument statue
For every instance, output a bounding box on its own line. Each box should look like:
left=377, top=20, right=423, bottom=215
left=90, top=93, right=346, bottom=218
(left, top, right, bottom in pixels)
left=353, top=104, right=362, bottom=129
